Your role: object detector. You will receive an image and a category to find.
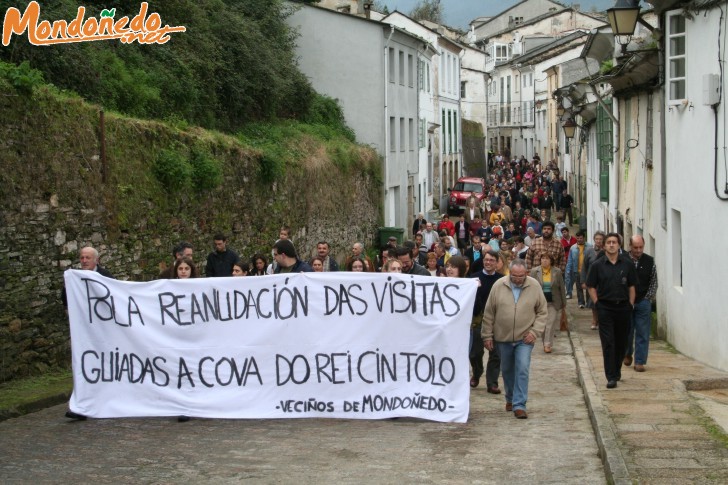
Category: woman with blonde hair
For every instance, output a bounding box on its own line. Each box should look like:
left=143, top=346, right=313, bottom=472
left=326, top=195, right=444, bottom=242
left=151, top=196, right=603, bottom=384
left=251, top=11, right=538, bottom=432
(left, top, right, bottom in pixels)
left=425, top=252, right=440, bottom=276
left=530, top=253, right=566, bottom=353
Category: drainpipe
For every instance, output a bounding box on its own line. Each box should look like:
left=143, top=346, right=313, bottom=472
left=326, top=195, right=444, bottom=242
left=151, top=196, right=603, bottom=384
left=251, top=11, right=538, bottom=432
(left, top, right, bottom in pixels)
left=458, top=49, right=465, bottom=177
left=611, top=97, right=620, bottom=232
left=484, top=71, right=490, bottom=178
left=383, top=24, right=395, bottom=225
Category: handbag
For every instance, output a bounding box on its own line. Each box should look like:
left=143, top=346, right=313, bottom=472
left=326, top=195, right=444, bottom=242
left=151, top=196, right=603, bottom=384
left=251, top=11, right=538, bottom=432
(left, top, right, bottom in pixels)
left=560, top=309, right=569, bottom=331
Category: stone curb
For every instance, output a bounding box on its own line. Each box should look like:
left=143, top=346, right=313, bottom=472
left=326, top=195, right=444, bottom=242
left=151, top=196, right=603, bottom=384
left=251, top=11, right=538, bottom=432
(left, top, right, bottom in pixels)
left=0, top=391, right=71, bottom=423
left=567, top=310, right=631, bottom=485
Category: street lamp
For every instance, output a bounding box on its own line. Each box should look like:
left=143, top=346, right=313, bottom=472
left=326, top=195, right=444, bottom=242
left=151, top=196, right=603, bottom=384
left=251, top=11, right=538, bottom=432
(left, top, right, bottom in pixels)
left=556, top=104, right=565, bottom=118
left=607, top=0, right=641, bottom=36
left=562, top=118, right=577, bottom=139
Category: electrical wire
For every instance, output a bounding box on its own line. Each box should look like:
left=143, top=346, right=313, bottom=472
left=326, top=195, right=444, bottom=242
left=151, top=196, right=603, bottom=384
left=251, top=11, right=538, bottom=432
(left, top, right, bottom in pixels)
left=716, top=5, right=728, bottom=200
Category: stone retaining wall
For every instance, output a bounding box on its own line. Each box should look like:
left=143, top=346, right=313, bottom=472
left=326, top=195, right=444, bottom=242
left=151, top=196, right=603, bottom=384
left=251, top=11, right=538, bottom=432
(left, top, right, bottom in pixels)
left=0, top=90, right=381, bottom=382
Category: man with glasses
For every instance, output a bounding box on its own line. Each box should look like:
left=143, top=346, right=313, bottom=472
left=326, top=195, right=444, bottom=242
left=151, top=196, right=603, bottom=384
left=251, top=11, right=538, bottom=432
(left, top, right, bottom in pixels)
left=396, top=247, right=430, bottom=276
left=482, top=259, right=547, bottom=419
left=272, top=240, right=312, bottom=273
left=469, top=250, right=504, bottom=392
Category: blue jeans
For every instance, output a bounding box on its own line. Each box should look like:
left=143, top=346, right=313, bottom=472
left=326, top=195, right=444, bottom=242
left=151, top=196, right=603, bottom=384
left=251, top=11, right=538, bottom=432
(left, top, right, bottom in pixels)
left=627, top=298, right=651, bottom=365
left=565, top=271, right=585, bottom=305
left=496, top=340, right=534, bottom=411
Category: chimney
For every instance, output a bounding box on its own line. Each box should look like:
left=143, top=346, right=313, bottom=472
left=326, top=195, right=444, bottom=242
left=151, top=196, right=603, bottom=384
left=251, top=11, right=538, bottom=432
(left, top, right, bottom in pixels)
left=363, top=1, right=372, bottom=19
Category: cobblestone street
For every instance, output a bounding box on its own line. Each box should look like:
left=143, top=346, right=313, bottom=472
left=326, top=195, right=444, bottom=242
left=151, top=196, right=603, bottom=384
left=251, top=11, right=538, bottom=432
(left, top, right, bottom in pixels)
left=0, top=332, right=604, bottom=484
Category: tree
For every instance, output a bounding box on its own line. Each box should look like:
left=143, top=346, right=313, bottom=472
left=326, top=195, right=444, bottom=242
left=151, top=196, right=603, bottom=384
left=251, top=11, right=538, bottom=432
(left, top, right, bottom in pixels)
left=372, top=1, right=389, bottom=15
left=409, top=0, right=442, bottom=23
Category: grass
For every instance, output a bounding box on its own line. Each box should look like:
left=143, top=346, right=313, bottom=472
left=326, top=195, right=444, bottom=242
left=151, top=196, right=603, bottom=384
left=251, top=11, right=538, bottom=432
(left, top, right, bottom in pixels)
left=0, top=370, right=73, bottom=410
left=663, top=341, right=680, bottom=355
left=689, top=403, right=728, bottom=449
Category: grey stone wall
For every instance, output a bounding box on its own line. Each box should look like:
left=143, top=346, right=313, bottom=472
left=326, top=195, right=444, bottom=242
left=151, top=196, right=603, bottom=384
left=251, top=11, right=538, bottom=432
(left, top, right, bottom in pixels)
left=0, top=91, right=381, bottom=382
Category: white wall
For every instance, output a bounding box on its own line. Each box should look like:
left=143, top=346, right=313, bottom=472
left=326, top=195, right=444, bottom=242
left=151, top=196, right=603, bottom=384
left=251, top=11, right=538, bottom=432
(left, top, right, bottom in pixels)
left=288, top=6, right=385, bottom=152
left=658, top=6, right=728, bottom=371
left=289, top=5, right=419, bottom=231
left=381, top=13, right=439, bottom=218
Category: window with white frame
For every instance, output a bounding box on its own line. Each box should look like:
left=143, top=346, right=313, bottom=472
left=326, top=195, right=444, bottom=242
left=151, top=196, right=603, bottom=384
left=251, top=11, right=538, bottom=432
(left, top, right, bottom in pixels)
left=399, top=51, right=405, bottom=85
left=389, top=117, right=396, bottom=151
left=419, top=118, right=426, bottom=148
left=667, top=12, right=686, bottom=102
left=418, top=59, right=424, bottom=90
left=426, top=62, right=431, bottom=92
left=400, top=117, right=405, bottom=151
left=452, top=56, right=458, bottom=95
left=408, top=54, right=414, bottom=88
left=409, top=118, right=414, bottom=151
left=388, top=48, right=395, bottom=83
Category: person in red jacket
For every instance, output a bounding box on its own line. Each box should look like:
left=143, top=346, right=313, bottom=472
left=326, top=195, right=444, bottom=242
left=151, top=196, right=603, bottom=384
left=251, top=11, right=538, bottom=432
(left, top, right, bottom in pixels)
left=437, top=214, right=455, bottom=237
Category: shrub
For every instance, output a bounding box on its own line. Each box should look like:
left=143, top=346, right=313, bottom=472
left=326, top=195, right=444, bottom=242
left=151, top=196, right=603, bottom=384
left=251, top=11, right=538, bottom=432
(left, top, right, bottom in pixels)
left=0, top=61, right=44, bottom=96
left=190, top=147, right=223, bottom=192
left=152, top=148, right=192, bottom=192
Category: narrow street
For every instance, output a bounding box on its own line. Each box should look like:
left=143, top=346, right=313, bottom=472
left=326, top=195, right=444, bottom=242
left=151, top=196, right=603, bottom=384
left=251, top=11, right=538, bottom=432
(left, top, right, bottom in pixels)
left=0, top=330, right=604, bottom=484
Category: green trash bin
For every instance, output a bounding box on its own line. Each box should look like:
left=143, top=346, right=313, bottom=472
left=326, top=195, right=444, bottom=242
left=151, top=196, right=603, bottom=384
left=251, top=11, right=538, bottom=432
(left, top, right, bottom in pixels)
left=378, top=227, right=405, bottom=248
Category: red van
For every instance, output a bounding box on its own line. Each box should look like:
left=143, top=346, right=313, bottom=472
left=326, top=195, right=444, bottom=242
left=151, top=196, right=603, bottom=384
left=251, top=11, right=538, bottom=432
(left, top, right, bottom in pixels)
left=447, top=177, right=486, bottom=214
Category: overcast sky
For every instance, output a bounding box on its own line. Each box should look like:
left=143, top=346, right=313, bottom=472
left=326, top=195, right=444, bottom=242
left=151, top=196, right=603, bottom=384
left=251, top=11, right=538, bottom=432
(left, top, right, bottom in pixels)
left=378, top=0, right=616, bottom=29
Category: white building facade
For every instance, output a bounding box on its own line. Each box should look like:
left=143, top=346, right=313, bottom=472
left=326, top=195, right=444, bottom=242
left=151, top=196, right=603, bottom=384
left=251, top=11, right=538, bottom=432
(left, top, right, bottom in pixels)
left=573, top=0, right=728, bottom=371
left=287, top=4, right=421, bottom=228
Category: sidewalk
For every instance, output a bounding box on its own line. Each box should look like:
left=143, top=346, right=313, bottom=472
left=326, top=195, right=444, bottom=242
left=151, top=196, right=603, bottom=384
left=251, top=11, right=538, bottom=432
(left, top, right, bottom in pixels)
left=566, top=297, right=728, bottom=484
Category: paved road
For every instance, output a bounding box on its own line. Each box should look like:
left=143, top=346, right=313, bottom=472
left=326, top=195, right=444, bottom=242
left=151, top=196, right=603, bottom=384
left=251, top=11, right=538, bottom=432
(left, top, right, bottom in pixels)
left=0, top=333, right=604, bottom=484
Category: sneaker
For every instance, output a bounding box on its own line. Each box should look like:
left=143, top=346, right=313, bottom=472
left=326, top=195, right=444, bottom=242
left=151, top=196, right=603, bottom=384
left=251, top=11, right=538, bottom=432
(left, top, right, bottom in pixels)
left=578, top=304, right=585, bottom=309
left=590, top=324, right=597, bottom=330
left=566, top=294, right=572, bottom=299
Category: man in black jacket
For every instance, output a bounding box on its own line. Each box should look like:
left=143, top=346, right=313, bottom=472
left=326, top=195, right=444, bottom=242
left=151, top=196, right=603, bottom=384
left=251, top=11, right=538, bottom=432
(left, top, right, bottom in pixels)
left=468, top=249, right=504, bottom=393
left=586, top=233, right=637, bottom=389
left=623, top=235, right=658, bottom=372
left=205, top=233, right=239, bottom=277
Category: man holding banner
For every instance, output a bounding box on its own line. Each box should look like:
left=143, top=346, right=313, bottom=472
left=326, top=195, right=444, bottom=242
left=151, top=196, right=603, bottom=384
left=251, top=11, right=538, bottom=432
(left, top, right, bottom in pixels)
left=482, top=259, right=547, bottom=419
left=64, top=245, right=114, bottom=420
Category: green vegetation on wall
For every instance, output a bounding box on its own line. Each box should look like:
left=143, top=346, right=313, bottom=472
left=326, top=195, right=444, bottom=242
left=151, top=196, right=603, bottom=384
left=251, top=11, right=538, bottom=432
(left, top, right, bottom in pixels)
left=0, top=0, right=316, bottom=133
left=0, top=61, right=381, bottom=383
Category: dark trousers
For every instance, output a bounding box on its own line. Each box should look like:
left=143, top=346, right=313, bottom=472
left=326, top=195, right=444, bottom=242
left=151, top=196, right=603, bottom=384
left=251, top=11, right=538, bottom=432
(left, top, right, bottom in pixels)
left=485, top=344, right=501, bottom=387
left=469, top=327, right=484, bottom=379
left=469, top=326, right=500, bottom=386
left=596, top=302, right=632, bottom=381
left=563, top=207, right=573, bottom=225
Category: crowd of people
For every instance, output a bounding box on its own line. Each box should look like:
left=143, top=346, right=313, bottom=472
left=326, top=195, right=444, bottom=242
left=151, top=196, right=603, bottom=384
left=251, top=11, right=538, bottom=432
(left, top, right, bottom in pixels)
left=64, top=155, right=658, bottom=421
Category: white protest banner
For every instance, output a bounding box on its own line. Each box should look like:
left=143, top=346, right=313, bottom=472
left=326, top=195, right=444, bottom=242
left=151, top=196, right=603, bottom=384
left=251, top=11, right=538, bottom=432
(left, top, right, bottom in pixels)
left=64, top=270, right=477, bottom=422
